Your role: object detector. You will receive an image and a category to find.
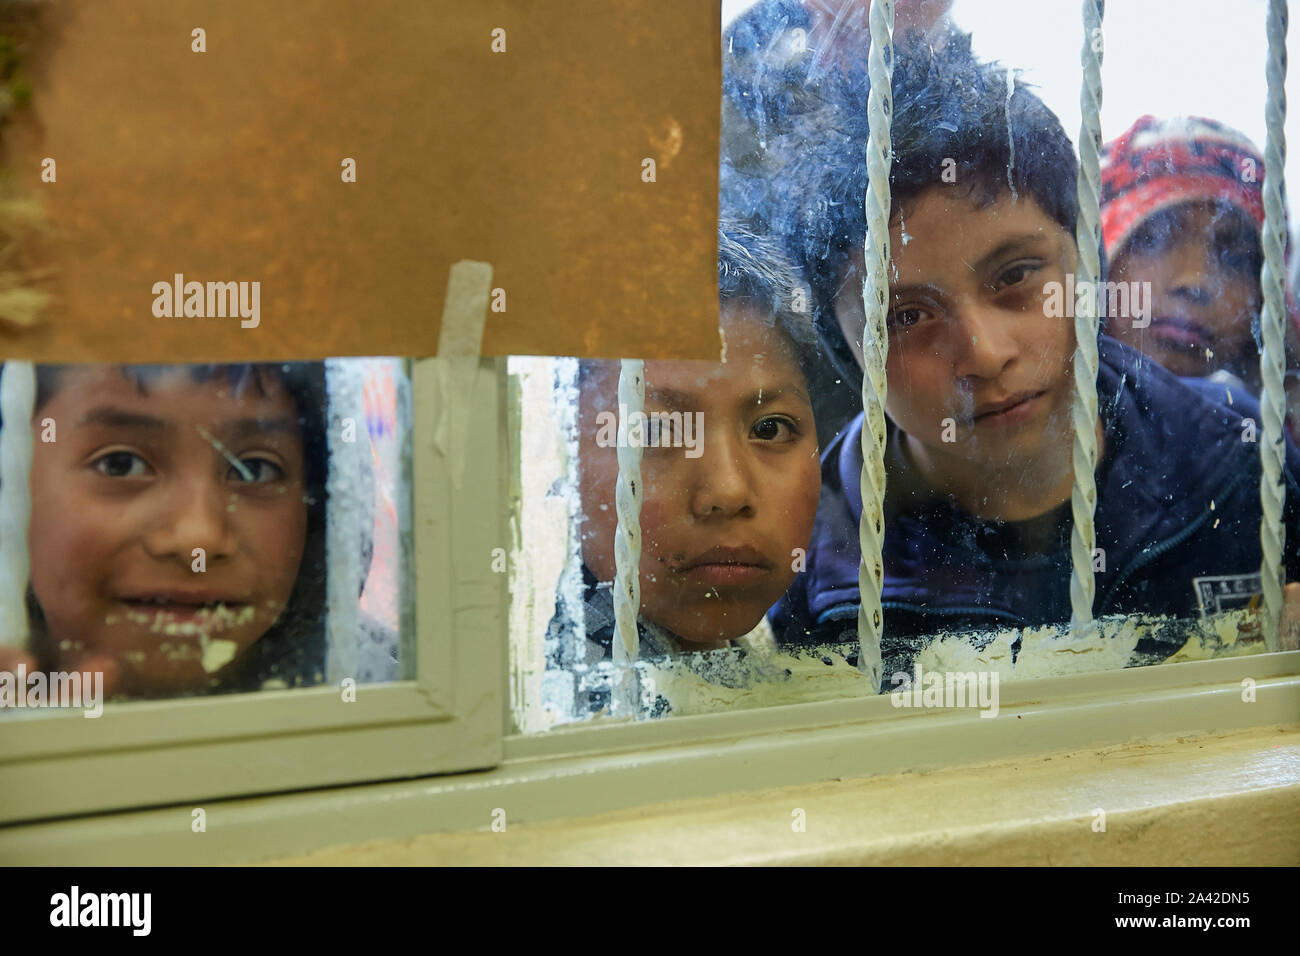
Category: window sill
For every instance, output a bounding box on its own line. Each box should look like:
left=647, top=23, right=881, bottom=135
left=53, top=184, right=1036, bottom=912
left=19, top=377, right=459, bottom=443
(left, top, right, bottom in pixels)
left=2, top=654, right=1297, bottom=865
left=270, top=723, right=1300, bottom=866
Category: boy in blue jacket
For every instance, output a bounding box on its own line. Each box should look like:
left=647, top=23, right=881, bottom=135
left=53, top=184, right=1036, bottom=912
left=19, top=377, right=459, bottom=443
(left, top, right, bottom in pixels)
left=767, top=34, right=1300, bottom=679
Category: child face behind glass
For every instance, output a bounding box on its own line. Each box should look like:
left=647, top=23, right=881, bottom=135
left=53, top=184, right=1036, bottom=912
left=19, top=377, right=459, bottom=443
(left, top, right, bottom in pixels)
left=579, top=305, right=820, bottom=648
left=834, top=189, right=1078, bottom=486
left=1106, top=200, right=1263, bottom=382
left=27, top=366, right=309, bottom=696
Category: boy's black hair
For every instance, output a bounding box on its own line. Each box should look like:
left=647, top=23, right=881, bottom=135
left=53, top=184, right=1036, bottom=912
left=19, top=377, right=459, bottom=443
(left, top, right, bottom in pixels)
left=579, top=220, right=818, bottom=384
left=718, top=218, right=819, bottom=376
left=780, top=31, right=1080, bottom=391
left=20, top=362, right=331, bottom=694
left=721, top=0, right=821, bottom=178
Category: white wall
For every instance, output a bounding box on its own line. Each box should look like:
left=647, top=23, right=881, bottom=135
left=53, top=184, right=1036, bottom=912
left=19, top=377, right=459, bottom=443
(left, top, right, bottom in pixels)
left=723, top=0, right=1300, bottom=249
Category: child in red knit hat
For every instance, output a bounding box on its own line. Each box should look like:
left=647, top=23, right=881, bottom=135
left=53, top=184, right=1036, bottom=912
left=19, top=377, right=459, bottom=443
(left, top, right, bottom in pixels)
left=1101, top=115, right=1300, bottom=431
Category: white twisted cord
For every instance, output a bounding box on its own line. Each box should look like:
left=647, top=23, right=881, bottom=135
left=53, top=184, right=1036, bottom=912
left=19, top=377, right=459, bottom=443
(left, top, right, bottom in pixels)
left=1259, top=0, right=1288, bottom=652
left=1069, top=0, right=1104, bottom=630
left=556, top=358, right=587, bottom=672
left=0, top=361, right=35, bottom=647
left=612, top=359, right=645, bottom=670
left=856, top=0, right=894, bottom=692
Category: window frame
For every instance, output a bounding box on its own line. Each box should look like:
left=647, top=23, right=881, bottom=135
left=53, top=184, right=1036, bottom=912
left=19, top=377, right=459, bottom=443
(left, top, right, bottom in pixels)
left=2, top=355, right=1297, bottom=846
left=2, top=648, right=1295, bottom=865
left=0, top=356, right=507, bottom=825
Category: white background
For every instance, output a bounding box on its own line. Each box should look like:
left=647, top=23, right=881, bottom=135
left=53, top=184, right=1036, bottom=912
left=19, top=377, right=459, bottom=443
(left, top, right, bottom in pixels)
left=723, top=0, right=1300, bottom=251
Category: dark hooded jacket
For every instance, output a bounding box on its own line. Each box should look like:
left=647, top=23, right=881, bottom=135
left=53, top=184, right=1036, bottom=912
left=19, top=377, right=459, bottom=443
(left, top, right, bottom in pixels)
left=771, top=337, right=1300, bottom=674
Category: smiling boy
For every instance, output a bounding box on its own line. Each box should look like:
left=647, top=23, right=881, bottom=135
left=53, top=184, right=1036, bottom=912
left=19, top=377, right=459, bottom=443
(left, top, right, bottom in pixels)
left=14, top=363, right=329, bottom=697
left=769, top=35, right=1300, bottom=676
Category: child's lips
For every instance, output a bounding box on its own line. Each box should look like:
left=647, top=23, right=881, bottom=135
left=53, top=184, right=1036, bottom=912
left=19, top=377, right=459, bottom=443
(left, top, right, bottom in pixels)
left=683, top=564, right=770, bottom=587
left=122, top=599, right=242, bottom=612
left=1147, top=316, right=1213, bottom=350
left=971, top=390, right=1047, bottom=427
left=115, top=595, right=253, bottom=631
left=675, top=546, right=774, bottom=588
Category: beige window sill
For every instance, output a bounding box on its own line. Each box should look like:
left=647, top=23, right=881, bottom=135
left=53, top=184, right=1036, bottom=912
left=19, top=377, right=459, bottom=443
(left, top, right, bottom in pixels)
left=269, top=724, right=1300, bottom=866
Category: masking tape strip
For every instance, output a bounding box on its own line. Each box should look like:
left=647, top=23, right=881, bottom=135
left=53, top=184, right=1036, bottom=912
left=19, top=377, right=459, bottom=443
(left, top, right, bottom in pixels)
left=435, top=260, right=493, bottom=488
left=0, top=361, right=35, bottom=648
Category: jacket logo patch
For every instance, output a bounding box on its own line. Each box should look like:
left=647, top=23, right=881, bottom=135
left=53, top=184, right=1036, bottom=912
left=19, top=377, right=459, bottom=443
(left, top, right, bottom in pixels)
left=1193, top=573, right=1263, bottom=615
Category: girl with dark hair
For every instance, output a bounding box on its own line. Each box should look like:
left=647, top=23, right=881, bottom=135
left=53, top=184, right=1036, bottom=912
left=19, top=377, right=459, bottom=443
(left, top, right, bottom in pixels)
left=2, top=361, right=334, bottom=698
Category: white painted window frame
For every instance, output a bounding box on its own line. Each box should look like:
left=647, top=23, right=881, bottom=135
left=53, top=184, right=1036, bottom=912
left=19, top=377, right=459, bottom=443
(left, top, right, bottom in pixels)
left=0, top=356, right=1297, bottom=859
left=0, top=357, right=506, bottom=825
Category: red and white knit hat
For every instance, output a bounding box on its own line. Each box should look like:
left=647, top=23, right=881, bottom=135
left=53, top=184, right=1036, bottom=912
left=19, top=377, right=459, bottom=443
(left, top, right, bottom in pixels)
left=1100, top=113, right=1299, bottom=344
left=1101, top=115, right=1267, bottom=257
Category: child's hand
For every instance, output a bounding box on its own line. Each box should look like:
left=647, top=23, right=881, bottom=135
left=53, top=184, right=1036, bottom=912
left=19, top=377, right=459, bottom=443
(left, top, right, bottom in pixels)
left=68, top=652, right=125, bottom=699
left=1281, top=582, right=1300, bottom=651
left=0, top=645, right=124, bottom=698
left=0, top=644, right=37, bottom=676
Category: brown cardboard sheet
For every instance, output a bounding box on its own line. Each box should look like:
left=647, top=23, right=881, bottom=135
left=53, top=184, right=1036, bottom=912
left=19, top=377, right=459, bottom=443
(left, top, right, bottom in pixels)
left=1, top=0, right=722, bottom=363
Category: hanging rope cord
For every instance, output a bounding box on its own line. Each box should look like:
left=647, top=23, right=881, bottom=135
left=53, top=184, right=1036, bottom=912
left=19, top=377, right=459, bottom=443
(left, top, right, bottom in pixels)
left=1259, top=0, right=1289, bottom=651
left=612, top=359, right=645, bottom=675
left=1069, top=0, right=1105, bottom=631
left=856, top=0, right=894, bottom=692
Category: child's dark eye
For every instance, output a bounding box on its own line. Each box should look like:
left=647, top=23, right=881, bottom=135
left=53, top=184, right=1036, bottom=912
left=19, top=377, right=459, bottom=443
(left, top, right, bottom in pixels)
left=887, top=306, right=929, bottom=331
left=751, top=416, right=798, bottom=442
left=1125, top=224, right=1171, bottom=256
left=1217, top=244, right=1259, bottom=275
left=92, top=450, right=151, bottom=478
left=994, top=261, right=1039, bottom=290
left=1126, top=232, right=1159, bottom=255
left=229, top=457, right=285, bottom=483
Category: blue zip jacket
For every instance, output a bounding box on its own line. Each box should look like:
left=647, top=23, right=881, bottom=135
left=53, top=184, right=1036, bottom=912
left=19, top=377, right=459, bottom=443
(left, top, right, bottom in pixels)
left=771, top=338, right=1300, bottom=661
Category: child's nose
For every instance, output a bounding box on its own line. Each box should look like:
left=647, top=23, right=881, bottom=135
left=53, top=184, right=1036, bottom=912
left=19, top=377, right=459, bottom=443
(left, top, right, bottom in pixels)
left=142, top=475, right=236, bottom=566
left=1165, top=242, right=1216, bottom=305
left=952, top=303, right=1018, bottom=382
left=688, top=431, right=756, bottom=520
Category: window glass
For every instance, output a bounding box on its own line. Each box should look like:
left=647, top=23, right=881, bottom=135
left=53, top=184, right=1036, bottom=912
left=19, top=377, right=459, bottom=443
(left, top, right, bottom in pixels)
left=515, top=0, right=1300, bottom=729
